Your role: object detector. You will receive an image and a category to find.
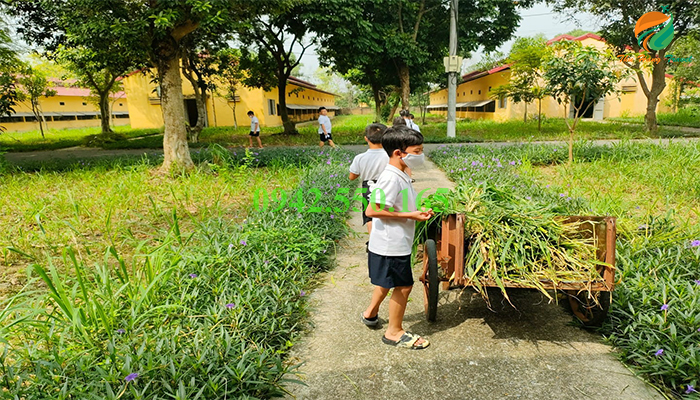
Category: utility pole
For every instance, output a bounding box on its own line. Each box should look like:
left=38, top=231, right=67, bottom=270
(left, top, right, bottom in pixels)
left=446, top=0, right=459, bottom=138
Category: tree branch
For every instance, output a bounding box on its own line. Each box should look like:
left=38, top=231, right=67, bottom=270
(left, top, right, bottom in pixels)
left=171, top=20, right=199, bottom=42
left=412, top=0, right=426, bottom=42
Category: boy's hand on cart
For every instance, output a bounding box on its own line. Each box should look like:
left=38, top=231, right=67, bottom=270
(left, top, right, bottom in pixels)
left=409, top=208, right=434, bottom=221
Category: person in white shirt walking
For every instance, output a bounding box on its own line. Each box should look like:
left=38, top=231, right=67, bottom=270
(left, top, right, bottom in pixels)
left=349, top=123, right=389, bottom=235
left=400, top=109, right=419, bottom=132
left=318, top=107, right=336, bottom=148
left=409, top=113, right=421, bottom=132
left=247, top=111, right=263, bottom=149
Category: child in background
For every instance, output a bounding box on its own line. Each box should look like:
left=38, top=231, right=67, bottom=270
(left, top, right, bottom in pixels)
left=361, top=125, right=433, bottom=349
left=318, top=107, right=336, bottom=148
left=247, top=111, right=263, bottom=149
left=349, top=123, right=389, bottom=236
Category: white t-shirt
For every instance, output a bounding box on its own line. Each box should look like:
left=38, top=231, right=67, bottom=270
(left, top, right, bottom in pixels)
left=318, top=115, right=332, bottom=134
left=410, top=120, right=421, bottom=132
left=405, top=118, right=421, bottom=132
left=250, top=116, right=259, bottom=132
left=349, top=149, right=390, bottom=181
left=367, top=165, right=417, bottom=256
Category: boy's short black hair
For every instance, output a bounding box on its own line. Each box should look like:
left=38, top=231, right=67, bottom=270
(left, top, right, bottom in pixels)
left=409, top=114, right=415, bottom=118
left=399, top=109, right=409, bottom=117
left=381, top=125, right=424, bottom=157
left=392, top=116, right=406, bottom=126
left=247, top=111, right=254, bottom=116
left=364, top=123, right=387, bottom=144
left=318, top=106, right=326, bottom=112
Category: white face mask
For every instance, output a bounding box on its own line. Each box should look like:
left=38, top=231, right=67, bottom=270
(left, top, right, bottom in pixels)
left=401, top=152, right=425, bottom=169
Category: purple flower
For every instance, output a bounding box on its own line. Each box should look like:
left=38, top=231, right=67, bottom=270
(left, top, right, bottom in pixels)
left=240, top=240, right=247, bottom=246
left=323, top=249, right=326, bottom=253
left=691, top=240, right=700, bottom=247
left=545, top=185, right=550, bottom=188
left=526, top=196, right=531, bottom=200
left=116, top=328, right=126, bottom=334
left=509, top=161, right=516, bottom=165
left=228, top=243, right=234, bottom=249
left=661, top=304, right=669, bottom=311
left=686, top=385, right=697, bottom=394
left=654, top=349, right=664, bottom=356
left=189, top=274, right=197, bottom=278
left=326, top=160, right=331, bottom=164
left=225, top=303, right=235, bottom=309
left=330, top=215, right=335, bottom=219
left=125, top=373, right=139, bottom=382
left=264, top=260, right=269, bottom=264
left=336, top=184, right=340, bottom=188
left=560, top=193, right=565, bottom=197
left=694, top=280, right=700, bottom=285
left=300, top=290, right=306, bottom=297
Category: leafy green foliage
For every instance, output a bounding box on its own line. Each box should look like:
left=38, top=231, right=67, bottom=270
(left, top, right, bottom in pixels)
left=0, top=146, right=358, bottom=398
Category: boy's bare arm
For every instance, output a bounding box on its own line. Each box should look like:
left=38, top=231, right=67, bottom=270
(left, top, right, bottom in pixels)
left=365, top=203, right=433, bottom=221
left=348, top=172, right=360, bottom=180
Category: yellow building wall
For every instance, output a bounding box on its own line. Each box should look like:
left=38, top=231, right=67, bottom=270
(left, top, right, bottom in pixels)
left=3, top=92, right=130, bottom=132
left=124, top=71, right=337, bottom=129
left=429, top=35, right=677, bottom=122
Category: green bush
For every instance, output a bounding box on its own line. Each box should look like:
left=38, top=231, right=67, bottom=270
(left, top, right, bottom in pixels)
left=82, top=132, right=129, bottom=147
left=0, top=146, right=358, bottom=398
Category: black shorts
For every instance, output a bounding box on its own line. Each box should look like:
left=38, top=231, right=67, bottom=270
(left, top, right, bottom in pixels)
left=368, top=251, right=414, bottom=289
left=319, top=132, right=333, bottom=142
left=361, top=180, right=374, bottom=225
left=249, top=131, right=260, bottom=137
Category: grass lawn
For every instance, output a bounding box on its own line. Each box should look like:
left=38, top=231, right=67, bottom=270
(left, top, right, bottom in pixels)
left=429, top=142, right=700, bottom=399
left=0, top=125, right=161, bottom=152
left=0, top=146, right=360, bottom=398
left=608, top=108, right=700, bottom=129
left=4, top=113, right=697, bottom=154
left=0, top=151, right=301, bottom=299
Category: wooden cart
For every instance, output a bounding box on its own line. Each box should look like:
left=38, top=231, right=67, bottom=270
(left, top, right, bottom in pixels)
left=419, top=214, right=617, bottom=327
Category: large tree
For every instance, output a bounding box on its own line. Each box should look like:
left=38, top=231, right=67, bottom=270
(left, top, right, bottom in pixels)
left=310, top=0, right=536, bottom=112
left=234, top=1, right=315, bottom=135
left=9, top=0, right=245, bottom=171
left=552, top=0, right=700, bottom=133
left=0, top=16, right=22, bottom=132
left=16, top=66, right=56, bottom=138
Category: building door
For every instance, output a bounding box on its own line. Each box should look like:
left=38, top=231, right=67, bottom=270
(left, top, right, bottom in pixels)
left=185, top=99, right=198, bottom=127
left=593, top=97, right=605, bottom=120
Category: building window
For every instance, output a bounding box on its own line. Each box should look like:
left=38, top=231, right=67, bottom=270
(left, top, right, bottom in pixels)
left=302, top=95, right=305, bottom=99
left=499, top=95, right=507, bottom=109
left=82, top=102, right=87, bottom=106
left=478, top=90, right=481, bottom=95
left=268, top=99, right=276, bottom=115
left=470, top=90, right=473, bottom=94
left=488, top=86, right=491, bottom=91
left=119, top=103, right=123, bottom=106
left=59, top=102, right=65, bottom=106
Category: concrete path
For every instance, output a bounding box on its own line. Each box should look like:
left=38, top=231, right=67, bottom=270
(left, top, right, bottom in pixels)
left=283, top=158, right=663, bottom=400
left=4, top=136, right=700, bottom=166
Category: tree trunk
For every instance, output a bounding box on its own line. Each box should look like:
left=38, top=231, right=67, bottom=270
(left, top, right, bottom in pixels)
left=98, top=91, right=113, bottom=134
left=640, top=50, right=668, bottom=134
left=538, top=98, right=542, bottom=132
left=397, top=62, right=411, bottom=110
left=32, top=100, right=45, bottom=138
left=231, top=90, right=238, bottom=129
left=372, top=84, right=382, bottom=122
left=388, top=96, right=400, bottom=124
left=277, top=75, right=297, bottom=134
left=182, top=62, right=207, bottom=143
left=159, top=54, right=194, bottom=172
left=568, top=128, right=574, bottom=165
left=523, top=102, right=528, bottom=123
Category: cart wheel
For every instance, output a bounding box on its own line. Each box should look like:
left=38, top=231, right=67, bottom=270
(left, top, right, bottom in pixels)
left=566, top=290, right=611, bottom=327
left=423, top=239, right=439, bottom=322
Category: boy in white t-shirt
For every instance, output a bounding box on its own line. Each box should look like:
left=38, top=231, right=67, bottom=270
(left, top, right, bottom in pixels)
left=247, top=111, right=263, bottom=149
left=317, top=107, right=336, bottom=148
left=349, top=123, right=389, bottom=235
left=360, top=125, right=433, bottom=349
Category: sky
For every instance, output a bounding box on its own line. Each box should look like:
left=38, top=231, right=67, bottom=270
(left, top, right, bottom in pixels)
left=292, top=3, right=602, bottom=83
